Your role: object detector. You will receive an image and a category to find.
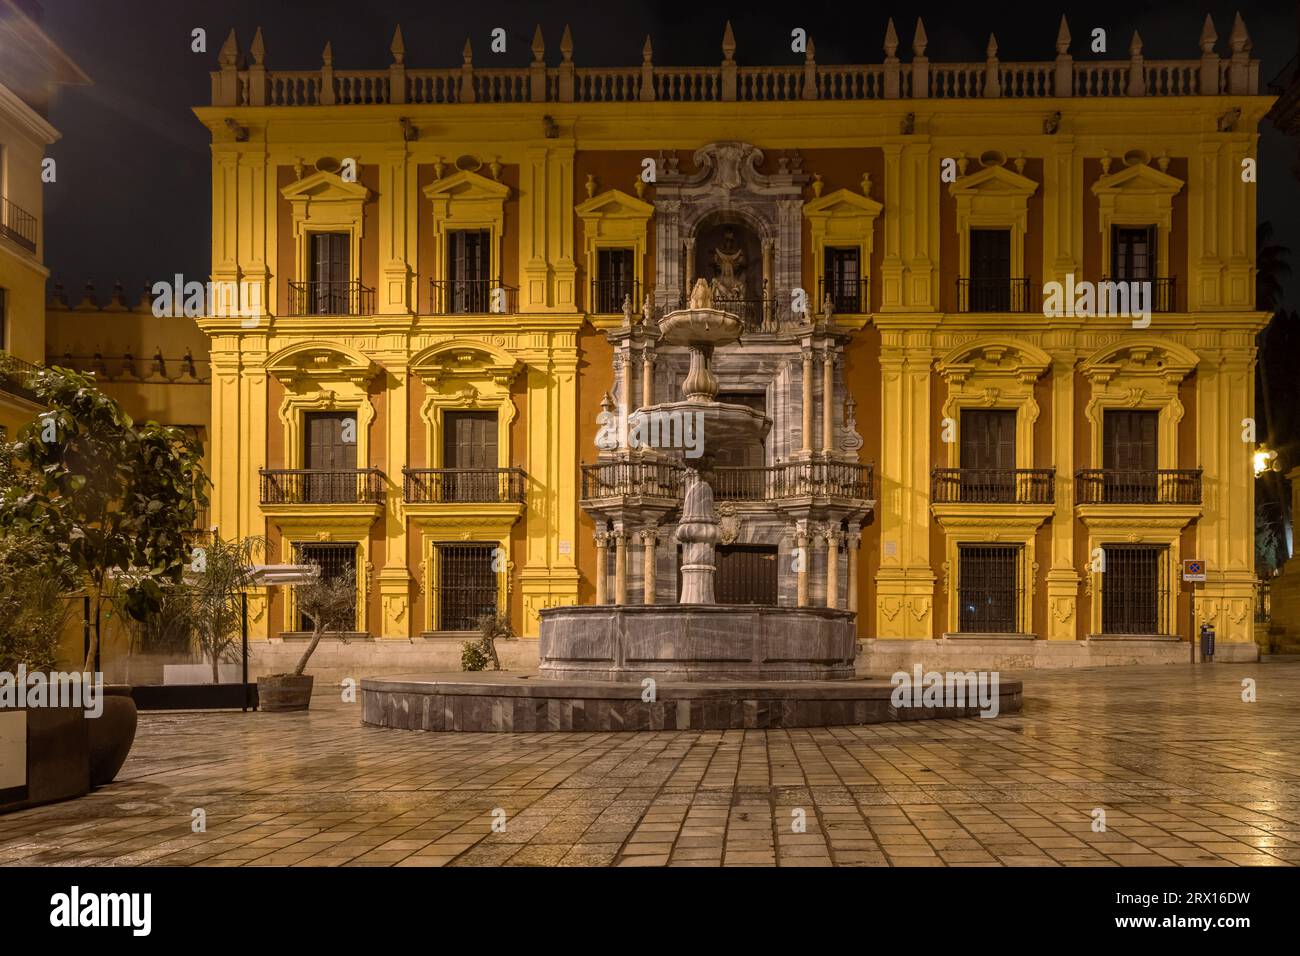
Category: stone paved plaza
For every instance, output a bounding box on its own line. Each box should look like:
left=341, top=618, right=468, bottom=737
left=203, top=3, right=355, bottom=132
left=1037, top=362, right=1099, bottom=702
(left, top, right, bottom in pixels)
left=2, top=664, right=1298, bottom=867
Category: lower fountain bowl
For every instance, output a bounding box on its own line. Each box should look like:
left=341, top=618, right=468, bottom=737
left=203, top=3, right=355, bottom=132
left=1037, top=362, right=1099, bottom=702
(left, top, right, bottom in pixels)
left=538, top=604, right=856, bottom=682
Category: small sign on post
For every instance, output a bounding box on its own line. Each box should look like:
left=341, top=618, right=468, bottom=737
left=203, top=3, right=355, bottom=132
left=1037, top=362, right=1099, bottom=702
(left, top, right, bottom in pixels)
left=1182, top=558, right=1207, bottom=662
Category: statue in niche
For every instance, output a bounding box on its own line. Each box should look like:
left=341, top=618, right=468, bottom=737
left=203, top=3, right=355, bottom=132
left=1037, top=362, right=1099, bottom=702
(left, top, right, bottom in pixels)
left=709, top=228, right=747, bottom=303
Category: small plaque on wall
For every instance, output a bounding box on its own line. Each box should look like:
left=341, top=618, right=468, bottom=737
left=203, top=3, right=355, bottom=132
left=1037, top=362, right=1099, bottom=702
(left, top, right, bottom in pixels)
left=0, top=710, right=27, bottom=797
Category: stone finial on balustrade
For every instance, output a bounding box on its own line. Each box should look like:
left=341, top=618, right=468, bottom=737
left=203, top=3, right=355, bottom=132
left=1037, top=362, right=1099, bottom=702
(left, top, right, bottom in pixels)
left=883, top=18, right=900, bottom=99
left=390, top=25, right=407, bottom=105
left=1127, top=30, right=1145, bottom=96
left=558, top=26, right=575, bottom=102
left=105, top=280, right=128, bottom=312
left=48, top=281, right=67, bottom=310
left=76, top=281, right=98, bottom=311
left=1198, top=14, right=1220, bottom=96
left=246, top=27, right=267, bottom=106
left=984, top=33, right=1000, bottom=98
left=802, top=37, right=818, bottom=100
left=529, top=25, right=546, bottom=102
left=721, top=21, right=737, bottom=101
left=459, top=38, right=476, bottom=104
left=1055, top=15, right=1073, bottom=98
left=320, top=42, right=337, bottom=105
left=1228, top=12, right=1253, bottom=94
left=641, top=35, right=656, bottom=102
left=213, top=29, right=240, bottom=106
left=911, top=18, right=929, bottom=99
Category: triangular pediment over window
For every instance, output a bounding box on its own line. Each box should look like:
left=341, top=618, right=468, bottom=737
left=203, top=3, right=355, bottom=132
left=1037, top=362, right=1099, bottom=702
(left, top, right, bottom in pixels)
left=422, top=170, right=511, bottom=204
left=280, top=170, right=372, bottom=203
left=949, top=164, right=1039, bottom=199
left=575, top=188, right=654, bottom=221
left=1091, top=163, right=1184, bottom=199
left=803, top=188, right=884, bottom=220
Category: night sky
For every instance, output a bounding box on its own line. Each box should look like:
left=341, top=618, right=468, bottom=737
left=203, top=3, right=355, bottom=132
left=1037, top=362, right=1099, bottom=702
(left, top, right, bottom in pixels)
left=32, top=0, right=1300, bottom=308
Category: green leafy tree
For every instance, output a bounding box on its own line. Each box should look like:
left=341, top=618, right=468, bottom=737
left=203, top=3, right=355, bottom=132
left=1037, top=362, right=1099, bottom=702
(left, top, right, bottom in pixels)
left=188, top=535, right=266, bottom=682
left=287, top=566, right=356, bottom=677
left=0, top=365, right=208, bottom=672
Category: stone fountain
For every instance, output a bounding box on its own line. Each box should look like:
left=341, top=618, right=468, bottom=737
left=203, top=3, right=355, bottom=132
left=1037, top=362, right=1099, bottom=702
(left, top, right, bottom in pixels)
left=536, top=281, right=857, bottom=682
left=359, top=283, right=1022, bottom=730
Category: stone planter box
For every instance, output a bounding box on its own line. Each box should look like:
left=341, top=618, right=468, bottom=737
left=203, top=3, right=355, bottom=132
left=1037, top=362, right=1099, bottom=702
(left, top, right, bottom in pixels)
left=0, top=706, right=90, bottom=814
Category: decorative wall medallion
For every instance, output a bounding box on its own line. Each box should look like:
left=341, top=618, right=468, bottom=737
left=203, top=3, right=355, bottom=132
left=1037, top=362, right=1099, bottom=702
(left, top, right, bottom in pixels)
left=717, top=502, right=740, bottom=545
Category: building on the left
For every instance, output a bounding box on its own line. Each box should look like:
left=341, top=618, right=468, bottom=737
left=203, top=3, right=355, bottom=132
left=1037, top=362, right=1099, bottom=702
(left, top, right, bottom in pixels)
left=0, top=0, right=88, bottom=436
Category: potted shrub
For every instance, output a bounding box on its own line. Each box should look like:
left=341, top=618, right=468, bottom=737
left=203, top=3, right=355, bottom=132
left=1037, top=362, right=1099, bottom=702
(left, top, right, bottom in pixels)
left=461, top=611, right=513, bottom=671
left=0, top=364, right=207, bottom=787
left=258, top=566, right=356, bottom=712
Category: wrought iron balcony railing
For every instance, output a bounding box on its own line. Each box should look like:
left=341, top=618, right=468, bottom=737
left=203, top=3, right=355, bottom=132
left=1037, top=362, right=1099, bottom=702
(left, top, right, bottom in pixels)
left=581, top=459, right=875, bottom=503
left=581, top=461, right=685, bottom=499
left=956, top=277, right=1034, bottom=313
left=403, top=467, right=526, bottom=503
left=429, top=278, right=517, bottom=315
left=0, top=197, right=37, bottom=253
left=817, top=276, right=869, bottom=315
left=1100, top=275, right=1177, bottom=313
left=286, top=280, right=375, bottom=316
left=259, top=468, right=386, bottom=505
left=714, top=461, right=874, bottom=501
left=931, top=467, right=1055, bottom=504
left=590, top=277, right=640, bottom=316
left=1074, top=468, right=1202, bottom=505
left=0, top=351, right=41, bottom=403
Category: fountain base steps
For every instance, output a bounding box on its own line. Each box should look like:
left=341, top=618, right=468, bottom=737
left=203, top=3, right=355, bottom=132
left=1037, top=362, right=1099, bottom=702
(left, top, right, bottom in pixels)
left=359, top=672, right=1022, bottom=733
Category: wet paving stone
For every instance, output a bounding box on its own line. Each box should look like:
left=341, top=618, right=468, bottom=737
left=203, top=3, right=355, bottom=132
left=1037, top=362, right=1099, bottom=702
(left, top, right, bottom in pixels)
left=1, top=663, right=1298, bottom=867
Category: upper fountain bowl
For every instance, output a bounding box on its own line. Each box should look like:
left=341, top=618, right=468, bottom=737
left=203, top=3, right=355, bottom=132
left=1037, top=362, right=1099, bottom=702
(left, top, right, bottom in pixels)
left=658, top=308, right=744, bottom=349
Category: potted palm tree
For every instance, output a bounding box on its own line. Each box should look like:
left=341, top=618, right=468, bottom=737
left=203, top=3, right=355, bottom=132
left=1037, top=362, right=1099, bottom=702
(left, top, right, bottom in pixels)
left=257, top=566, right=356, bottom=712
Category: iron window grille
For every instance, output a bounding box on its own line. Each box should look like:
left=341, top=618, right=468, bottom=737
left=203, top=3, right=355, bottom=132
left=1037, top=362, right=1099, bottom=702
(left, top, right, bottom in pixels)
left=957, top=544, right=1023, bottom=633
left=436, top=543, right=498, bottom=631
left=1101, top=544, right=1170, bottom=635
left=292, top=542, right=358, bottom=632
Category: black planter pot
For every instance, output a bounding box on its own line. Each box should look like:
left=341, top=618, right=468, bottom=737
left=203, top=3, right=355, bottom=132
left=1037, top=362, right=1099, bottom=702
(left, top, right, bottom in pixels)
left=258, top=674, right=314, bottom=712
left=87, top=684, right=137, bottom=787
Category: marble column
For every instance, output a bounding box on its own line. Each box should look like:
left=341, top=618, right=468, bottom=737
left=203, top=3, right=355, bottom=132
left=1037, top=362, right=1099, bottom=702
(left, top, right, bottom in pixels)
left=613, top=525, right=628, bottom=605
left=641, top=526, right=658, bottom=604
left=641, top=350, right=654, bottom=409
left=846, top=527, right=860, bottom=613
left=821, top=347, right=835, bottom=455
left=825, top=528, right=841, bottom=609
left=800, top=347, right=814, bottom=455
left=614, top=354, right=630, bottom=444
left=684, top=237, right=696, bottom=291
left=594, top=532, right=609, bottom=605
left=796, top=525, right=810, bottom=607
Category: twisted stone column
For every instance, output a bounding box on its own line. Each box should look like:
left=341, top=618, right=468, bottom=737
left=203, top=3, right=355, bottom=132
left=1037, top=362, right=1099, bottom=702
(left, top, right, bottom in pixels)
left=822, top=347, right=835, bottom=455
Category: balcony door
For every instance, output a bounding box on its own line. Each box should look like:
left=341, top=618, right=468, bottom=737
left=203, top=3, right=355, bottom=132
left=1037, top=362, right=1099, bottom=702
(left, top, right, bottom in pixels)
left=1103, top=409, right=1158, bottom=502
left=304, top=411, right=357, bottom=503
left=310, top=232, right=350, bottom=315
left=443, top=410, right=498, bottom=502
left=596, top=247, right=636, bottom=314
left=969, top=228, right=1011, bottom=311
left=448, top=229, right=492, bottom=312
left=959, top=409, right=1016, bottom=501
left=1111, top=225, right=1155, bottom=282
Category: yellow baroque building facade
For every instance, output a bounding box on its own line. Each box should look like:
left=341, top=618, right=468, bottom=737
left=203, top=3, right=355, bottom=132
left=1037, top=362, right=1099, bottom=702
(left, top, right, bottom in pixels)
left=192, top=15, right=1271, bottom=672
